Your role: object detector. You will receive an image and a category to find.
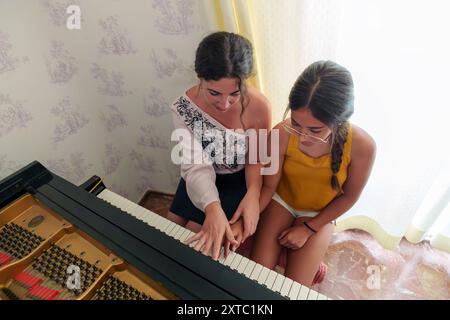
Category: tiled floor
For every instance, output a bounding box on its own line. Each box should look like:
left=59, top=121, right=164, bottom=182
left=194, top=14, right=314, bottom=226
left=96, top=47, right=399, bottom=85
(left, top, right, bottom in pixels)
left=140, top=191, right=450, bottom=300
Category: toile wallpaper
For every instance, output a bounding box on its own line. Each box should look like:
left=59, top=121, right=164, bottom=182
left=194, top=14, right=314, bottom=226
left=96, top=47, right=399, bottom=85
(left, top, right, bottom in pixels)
left=0, top=0, right=215, bottom=202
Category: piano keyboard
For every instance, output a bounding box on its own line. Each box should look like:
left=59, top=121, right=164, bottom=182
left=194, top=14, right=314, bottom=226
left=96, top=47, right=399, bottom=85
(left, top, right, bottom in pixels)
left=97, top=189, right=330, bottom=300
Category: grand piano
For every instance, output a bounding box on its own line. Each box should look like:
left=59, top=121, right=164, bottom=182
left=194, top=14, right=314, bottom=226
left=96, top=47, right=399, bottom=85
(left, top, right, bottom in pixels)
left=0, top=161, right=329, bottom=300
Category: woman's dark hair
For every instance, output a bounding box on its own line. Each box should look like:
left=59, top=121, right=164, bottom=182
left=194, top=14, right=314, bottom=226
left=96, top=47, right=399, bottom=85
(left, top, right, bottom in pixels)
left=195, top=32, right=254, bottom=126
left=287, top=60, right=354, bottom=193
left=195, top=31, right=253, bottom=82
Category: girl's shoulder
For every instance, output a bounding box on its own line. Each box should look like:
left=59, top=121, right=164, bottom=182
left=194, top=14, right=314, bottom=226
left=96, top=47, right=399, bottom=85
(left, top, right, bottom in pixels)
left=271, top=119, right=291, bottom=155
left=349, top=123, right=376, bottom=161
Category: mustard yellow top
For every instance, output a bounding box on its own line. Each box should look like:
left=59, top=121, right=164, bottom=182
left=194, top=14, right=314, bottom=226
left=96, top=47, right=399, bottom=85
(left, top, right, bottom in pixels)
left=276, top=126, right=353, bottom=212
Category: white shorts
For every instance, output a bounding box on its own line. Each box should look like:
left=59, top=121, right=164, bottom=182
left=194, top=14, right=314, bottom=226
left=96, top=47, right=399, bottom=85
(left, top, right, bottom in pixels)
left=272, top=192, right=319, bottom=219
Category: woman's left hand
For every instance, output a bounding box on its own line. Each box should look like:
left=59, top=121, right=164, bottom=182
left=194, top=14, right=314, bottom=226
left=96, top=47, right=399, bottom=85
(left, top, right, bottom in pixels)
left=278, top=225, right=315, bottom=250
left=229, top=190, right=260, bottom=243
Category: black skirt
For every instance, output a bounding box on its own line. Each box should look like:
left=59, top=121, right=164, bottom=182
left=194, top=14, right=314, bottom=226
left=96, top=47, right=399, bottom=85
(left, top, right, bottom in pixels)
left=169, top=169, right=247, bottom=225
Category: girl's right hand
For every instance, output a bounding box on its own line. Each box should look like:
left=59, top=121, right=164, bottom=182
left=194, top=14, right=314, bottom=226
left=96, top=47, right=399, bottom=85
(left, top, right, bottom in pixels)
left=184, top=201, right=238, bottom=260
left=224, top=218, right=244, bottom=258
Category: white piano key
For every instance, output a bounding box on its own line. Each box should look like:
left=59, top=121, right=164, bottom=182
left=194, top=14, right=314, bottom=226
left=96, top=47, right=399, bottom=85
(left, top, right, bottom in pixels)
left=101, top=189, right=116, bottom=200
left=172, top=225, right=184, bottom=238
left=223, top=251, right=236, bottom=267
left=155, top=217, right=170, bottom=231
left=164, top=222, right=177, bottom=234
left=147, top=213, right=161, bottom=227
left=297, top=285, right=310, bottom=300
left=104, top=192, right=138, bottom=215
left=174, top=227, right=186, bottom=240
left=185, top=230, right=196, bottom=240
left=264, top=270, right=278, bottom=289
left=137, top=208, right=153, bottom=220
left=168, top=225, right=181, bottom=238
left=169, top=223, right=182, bottom=236
left=271, top=273, right=285, bottom=293
left=243, top=261, right=256, bottom=277
left=142, top=213, right=156, bottom=225
left=307, top=289, right=319, bottom=300
left=318, top=293, right=328, bottom=300
left=110, top=196, right=129, bottom=210
left=146, top=213, right=159, bottom=223
left=179, top=229, right=191, bottom=242
left=256, top=267, right=270, bottom=285
left=288, top=282, right=302, bottom=300
left=97, top=189, right=111, bottom=201
left=218, top=248, right=226, bottom=264
left=249, top=264, right=263, bottom=281
left=229, top=254, right=242, bottom=270
left=129, top=206, right=146, bottom=220
left=149, top=213, right=162, bottom=226
left=115, top=195, right=137, bottom=212
left=237, top=257, right=250, bottom=274
left=185, top=231, right=198, bottom=248
left=161, top=220, right=175, bottom=233
left=132, top=210, right=145, bottom=221
left=280, top=278, right=293, bottom=298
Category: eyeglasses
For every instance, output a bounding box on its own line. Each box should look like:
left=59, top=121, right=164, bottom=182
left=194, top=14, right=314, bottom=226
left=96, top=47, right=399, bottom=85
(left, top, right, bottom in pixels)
left=282, top=124, right=331, bottom=144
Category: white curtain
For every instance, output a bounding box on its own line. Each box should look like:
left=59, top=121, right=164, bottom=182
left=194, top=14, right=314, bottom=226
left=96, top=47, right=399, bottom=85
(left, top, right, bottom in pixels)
left=333, top=0, right=450, bottom=252
left=205, top=0, right=450, bottom=252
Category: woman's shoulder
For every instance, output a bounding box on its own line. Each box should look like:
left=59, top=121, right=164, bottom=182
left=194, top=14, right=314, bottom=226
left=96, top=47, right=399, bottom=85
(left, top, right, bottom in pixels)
left=349, top=123, right=376, bottom=161
left=171, top=87, right=196, bottom=111
left=245, top=87, right=272, bottom=129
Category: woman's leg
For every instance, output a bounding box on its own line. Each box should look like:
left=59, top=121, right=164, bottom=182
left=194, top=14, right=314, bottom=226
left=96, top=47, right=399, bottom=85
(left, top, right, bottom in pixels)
left=185, top=220, right=202, bottom=233
left=250, top=199, right=295, bottom=270
left=165, top=211, right=188, bottom=227
left=284, top=217, right=334, bottom=287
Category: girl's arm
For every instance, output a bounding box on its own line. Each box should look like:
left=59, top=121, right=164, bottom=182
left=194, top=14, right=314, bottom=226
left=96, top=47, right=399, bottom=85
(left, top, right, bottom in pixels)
left=243, top=90, right=272, bottom=197
left=259, top=121, right=290, bottom=212
left=308, top=125, right=376, bottom=231
left=229, top=90, right=271, bottom=241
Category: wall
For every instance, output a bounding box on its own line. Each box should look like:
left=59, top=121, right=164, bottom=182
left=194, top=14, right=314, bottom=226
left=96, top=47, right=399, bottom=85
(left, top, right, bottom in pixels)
left=0, top=0, right=214, bottom=202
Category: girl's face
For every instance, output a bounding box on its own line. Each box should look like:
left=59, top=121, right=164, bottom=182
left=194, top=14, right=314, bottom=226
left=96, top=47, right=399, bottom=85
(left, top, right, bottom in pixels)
left=290, top=108, right=333, bottom=147
left=200, top=77, right=241, bottom=112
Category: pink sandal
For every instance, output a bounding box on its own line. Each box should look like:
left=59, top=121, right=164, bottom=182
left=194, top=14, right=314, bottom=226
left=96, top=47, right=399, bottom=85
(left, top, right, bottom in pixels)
left=312, top=262, right=327, bottom=285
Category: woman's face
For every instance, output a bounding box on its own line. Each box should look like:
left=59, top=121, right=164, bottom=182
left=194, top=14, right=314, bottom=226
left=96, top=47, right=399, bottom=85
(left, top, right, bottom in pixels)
left=200, top=77, right=241, bottom=112
left=290, top=108, right=333, bottom=147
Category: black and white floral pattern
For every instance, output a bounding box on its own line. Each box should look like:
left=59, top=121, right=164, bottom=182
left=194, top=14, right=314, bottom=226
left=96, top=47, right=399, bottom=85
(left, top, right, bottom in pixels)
left=173, top=96, right=247, bottom=172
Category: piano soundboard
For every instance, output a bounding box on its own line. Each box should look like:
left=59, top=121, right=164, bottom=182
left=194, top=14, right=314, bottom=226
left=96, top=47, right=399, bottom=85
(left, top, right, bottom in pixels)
left=0, top=161, right=330, bottom=300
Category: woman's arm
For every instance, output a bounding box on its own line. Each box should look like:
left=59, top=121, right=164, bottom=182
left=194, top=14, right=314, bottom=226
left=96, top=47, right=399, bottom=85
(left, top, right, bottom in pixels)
left=171, top=108, right=237, bottom=260
left=171, top=109, right=220, bottom=211
left=308, top=125, right=377, bottom=231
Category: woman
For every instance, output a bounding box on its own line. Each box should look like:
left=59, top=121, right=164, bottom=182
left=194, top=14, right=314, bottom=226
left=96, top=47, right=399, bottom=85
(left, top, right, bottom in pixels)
left=251, top=60, right=376, bottom=287
left=166, top=32, right=271, bottom=261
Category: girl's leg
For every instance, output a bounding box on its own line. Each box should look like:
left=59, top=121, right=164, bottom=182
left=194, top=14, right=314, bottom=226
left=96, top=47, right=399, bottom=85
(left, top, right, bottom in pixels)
left=284, top=217, right=334, bottom=287
left=250, top=199, right=294, bottom=270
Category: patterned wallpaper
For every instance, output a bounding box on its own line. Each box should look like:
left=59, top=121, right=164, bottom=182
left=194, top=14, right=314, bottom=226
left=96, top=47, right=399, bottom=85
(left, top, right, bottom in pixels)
left=0, top=0, right=214, bottom=202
